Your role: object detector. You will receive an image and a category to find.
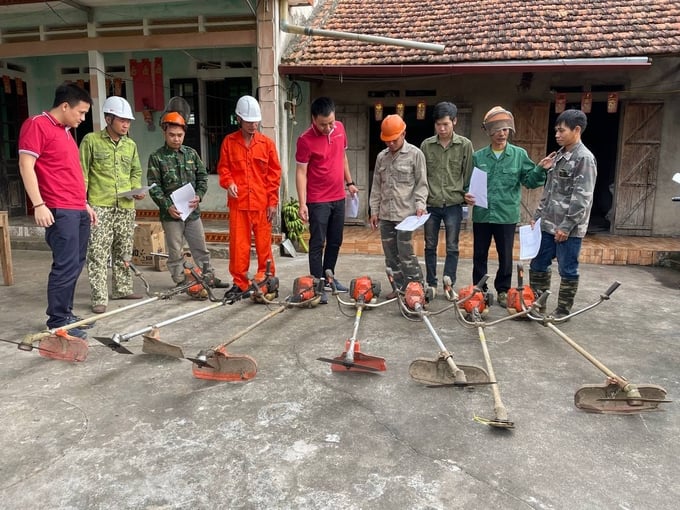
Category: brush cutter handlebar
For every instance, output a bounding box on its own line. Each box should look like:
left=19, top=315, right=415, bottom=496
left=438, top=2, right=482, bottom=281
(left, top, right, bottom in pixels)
left=529, top=281, right=621, bottom=325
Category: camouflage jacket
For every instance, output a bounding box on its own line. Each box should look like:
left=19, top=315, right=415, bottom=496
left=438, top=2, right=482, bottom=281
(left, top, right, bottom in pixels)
left=147, top=144, right=208, bottom=222
left=80, top=129, right=142, bottom=209
left=533, top=142, right=597, bottom=238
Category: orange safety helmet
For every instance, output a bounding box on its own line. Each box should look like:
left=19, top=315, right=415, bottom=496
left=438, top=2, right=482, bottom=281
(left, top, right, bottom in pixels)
left=161, top=111, right=187, bottom=128
left=380, top=114, right=406, bottom=142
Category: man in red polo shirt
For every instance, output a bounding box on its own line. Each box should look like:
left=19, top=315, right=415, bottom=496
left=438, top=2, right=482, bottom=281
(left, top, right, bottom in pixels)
left=18, top=82, right=96, bottom=337
left=217, top=95, right=282, bottom=297
left=295, top=97, right=358, bottom=303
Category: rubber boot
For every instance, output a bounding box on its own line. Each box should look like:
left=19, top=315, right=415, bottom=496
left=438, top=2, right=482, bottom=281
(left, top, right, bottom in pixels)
left=529, top=270, right=551, bottom=313
left=552, top=278, right=579, bottom=320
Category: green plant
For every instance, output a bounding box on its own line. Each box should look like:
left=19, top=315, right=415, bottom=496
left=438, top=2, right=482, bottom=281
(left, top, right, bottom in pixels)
left=282, top=197, right=308, bottom=252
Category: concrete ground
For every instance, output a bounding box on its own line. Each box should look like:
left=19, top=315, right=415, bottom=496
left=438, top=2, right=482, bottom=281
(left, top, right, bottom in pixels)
left=0, top=249, right=678, bottom=510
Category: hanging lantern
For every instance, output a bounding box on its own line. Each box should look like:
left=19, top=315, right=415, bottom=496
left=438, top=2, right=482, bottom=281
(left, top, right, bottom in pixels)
left=374, top=102, right=384, bottom=121
left=416, top=101, right=427, bottom=120
left=395, top=102, right=405, bottom=117
left=555, top=93, right=566, bottom=113
left=607, top=93, right=619, bottom=113
left=581, top=92, right=592, bottom=113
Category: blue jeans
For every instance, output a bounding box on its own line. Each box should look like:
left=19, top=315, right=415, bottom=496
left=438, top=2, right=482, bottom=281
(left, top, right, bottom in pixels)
left=45, top=208, right=90, bottom=328
left=529, top=232, right=582, bottom=279
left=424, top=204, right=463, bottom=287
left=307, top=199, right=345, bottom=279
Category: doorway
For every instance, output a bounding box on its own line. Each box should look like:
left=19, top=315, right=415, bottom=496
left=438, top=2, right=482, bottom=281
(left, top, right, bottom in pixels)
left=0, top=78, right=28, bottom=216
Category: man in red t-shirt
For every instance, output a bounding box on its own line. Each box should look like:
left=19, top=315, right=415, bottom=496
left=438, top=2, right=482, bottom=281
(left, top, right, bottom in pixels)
left=295, top=97, right=358, bottom=302
left=217, top=95, right=281, bottom=297
left=18, top=83, right=96, bottom=337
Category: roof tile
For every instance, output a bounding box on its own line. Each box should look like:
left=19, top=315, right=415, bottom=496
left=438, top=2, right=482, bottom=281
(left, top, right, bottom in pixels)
left=282, top=0, right=680, bottom=66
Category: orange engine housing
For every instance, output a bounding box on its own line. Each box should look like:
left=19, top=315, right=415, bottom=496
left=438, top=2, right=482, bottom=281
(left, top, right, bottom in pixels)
left=457, top=284, right=488, bottom=313
left=506, top=285, right=536, bottom=313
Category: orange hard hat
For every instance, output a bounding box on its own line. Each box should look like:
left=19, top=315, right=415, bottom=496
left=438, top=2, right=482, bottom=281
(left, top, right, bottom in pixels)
left=380, top=114, right=406, bottom=142
left=161, top=111, right=187, bottom=127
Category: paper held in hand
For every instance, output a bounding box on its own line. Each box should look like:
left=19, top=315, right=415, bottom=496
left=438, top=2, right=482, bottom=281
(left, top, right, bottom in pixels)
left=170, top=183, right=196, bottom=221
left=116, top=183, right=156, bottom=199
left=519, top=218, right=542, bottom=260
left=395, top=213, right=431, bottom=231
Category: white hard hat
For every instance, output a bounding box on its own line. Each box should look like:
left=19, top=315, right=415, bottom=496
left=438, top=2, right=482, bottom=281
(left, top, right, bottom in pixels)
left=235, top=95, right=262, bottom=122
left=103, top=96, right=135, bottom=121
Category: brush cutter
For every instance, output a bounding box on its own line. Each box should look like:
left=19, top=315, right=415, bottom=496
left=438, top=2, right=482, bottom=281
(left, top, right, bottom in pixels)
left=385, top=269, right=489, bottom=387
left=13, top=258, right=211, bottom=362
left=93, top=272, right=255, bottom=357
left=191, top=274, right=325, bottom=381
left=453, top=275, right=550, bottom=429
left=316, top=271, right=392, bottom=373
left=506, top=264, right=537, bottom=316
left=526, top=282, right=671, bottom=414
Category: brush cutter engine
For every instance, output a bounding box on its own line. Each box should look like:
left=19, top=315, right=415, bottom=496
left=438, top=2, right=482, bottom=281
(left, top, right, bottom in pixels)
left=457, top=284, right=490, bottom=315
left=251, top=275, right=280, bottom=303
left=349, top=276, right=380, bottom=303
left=290, top=275, right=323, bottom=306
left=184, top=266, right=209, bottom=300
left=506, top=285, right=536, bottom=314
left=404, top=281, right=426, bottom=310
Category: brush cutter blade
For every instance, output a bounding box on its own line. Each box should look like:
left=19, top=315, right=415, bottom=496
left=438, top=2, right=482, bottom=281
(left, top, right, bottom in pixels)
left=38, top=333, right=88, bottom=362
left=574, top=383, right=670, bottom=414
left=409, top=357, right=489, bottom=386
left=191, top=347, right=257, bottom=382
left=473, top=415, right=515, bottom=429
left=93, top=336, right=134, bottom=355
left=317, top=355, right=386, bottom=373
left=141, top=334, right=185, bottom=358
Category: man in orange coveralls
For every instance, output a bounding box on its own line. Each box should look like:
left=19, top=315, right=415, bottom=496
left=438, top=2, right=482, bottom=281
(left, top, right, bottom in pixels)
left=217, top=95, right=282, bottom=298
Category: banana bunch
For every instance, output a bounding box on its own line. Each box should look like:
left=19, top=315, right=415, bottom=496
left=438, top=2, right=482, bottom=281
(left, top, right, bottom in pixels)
left=282, top=197, right=308, bottom=252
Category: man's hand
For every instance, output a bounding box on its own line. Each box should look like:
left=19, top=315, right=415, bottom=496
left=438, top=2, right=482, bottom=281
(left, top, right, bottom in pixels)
left=132, top=193, right=145, bottom=200
left=369, top=214, right=379, bottom=230
left=554, top=229, right=569, bottom=243
left=298, top=203, right=309, bottom=223
left=464, top=192, right=476, bottom=206
left=227, top=183, right=238, bottom=199
left=86, top=203, right=98, bottom=227
left=539, top=151, right=557, bottom=169
left=415, top=208, right=426, bottom=218
left=188, top=195, right=200, bottom=208
left=348, top=184, right=358, bottom=196
left=168, top=204, right=181, bottom=220
left=33, top=206, right=54, bottom=228
left=266, top=206, right=277, bottom=223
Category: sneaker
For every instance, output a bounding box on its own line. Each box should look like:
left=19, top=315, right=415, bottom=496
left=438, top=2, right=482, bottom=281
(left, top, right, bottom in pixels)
left=319, top=292, right=328, bottom=304
left=223, top=285, right=246, bottom=301
left=497, top=292, right=508, bottom=308
left=324, top=278, right=348, bottom=292
left=56, top=326, right=87, bottom=339
left=210, top=276, right=231, bottom=289
left=68, top=315, right=94, bottom=329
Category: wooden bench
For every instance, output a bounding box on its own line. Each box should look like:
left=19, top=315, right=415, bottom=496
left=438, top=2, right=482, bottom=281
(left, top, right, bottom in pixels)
left=0, top=211, right=14, bottom=286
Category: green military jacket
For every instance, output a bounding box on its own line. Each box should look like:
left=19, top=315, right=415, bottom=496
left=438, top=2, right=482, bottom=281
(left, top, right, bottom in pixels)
left=420, top=133, right=474, bottom=208
left=80, top=129, right=142, bottom=208
left=147, top=144, right=208, bottom=222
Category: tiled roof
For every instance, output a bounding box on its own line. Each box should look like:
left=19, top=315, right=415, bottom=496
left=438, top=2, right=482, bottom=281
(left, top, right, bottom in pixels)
left=282, top=0, right=680, bottom=66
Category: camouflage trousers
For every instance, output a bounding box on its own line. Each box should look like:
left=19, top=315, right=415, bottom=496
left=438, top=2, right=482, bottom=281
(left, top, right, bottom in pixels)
left=380, top=220, right=424, bottom=287
left=87, top=206, right=136, bottom=306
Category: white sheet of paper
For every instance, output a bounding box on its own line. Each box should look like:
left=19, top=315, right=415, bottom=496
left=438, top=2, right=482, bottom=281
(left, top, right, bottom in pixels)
left=519, top=218, right=542, bottom=260
left=469, top=167, right=488, bottom=209
left=170, top=183, right=196, bottom=221
left=395, top=213, right=430, bottom=231
left=116, top=183, right=156, bottom=199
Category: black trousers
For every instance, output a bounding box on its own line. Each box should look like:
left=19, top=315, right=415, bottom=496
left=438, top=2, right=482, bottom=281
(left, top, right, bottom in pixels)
left=472, top=222, right=516, bottom=293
